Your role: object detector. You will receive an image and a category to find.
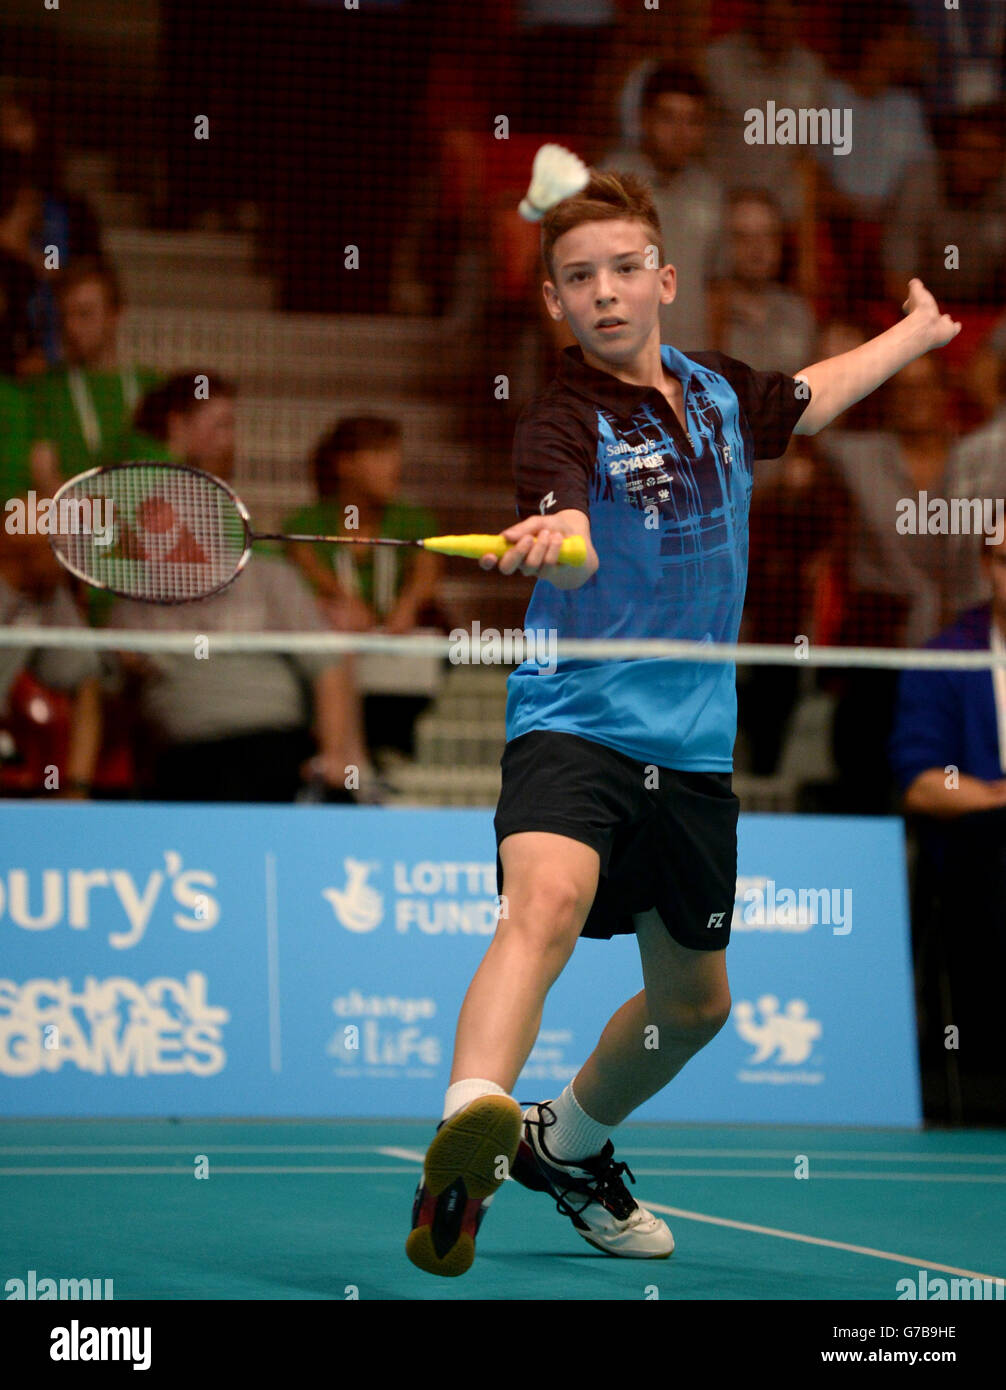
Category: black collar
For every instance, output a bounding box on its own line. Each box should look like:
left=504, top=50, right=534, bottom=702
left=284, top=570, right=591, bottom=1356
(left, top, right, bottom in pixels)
left=557, top=344, right=695, bottom=420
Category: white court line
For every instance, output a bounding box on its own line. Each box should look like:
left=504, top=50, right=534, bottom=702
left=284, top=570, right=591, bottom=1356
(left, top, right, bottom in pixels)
left=1, top=1157, right=996, bottom=1183
left=373, top=1147, right=1003, bottom=1282
left=0, top=1145, right=390, bottom=1155
left=1, top=1144, right=1002, bottom=1163
left=619, top=1148, right=1006, bottom=1164
left=373, top=1150, right=1004, bottom=1183
left=0, top=1166, right=421, bottom=1176
left=627, top=1169, right=1006, bottom=1183
left=2, top=1153, right=1000, bottom=1282
left=641, top=1200, right=1002, bottom=1283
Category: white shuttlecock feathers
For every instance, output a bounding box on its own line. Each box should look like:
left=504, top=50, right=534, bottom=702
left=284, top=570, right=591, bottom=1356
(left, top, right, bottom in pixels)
left=518, top=143, right=590, bottom=222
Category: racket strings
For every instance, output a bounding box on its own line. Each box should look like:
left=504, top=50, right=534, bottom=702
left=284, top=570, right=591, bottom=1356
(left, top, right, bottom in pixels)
left=51, top=466, right=248, bottom=604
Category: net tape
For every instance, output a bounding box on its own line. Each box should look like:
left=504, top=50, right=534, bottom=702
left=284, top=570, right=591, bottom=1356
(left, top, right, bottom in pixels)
left=0, top=628, right=1002, bottom=671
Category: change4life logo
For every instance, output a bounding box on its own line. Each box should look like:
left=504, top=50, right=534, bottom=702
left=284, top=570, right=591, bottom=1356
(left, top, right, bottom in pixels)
left=734, top=994, right=824, bottom=1085
left=326, top=989, right=441, bottom=1079
left=322, top=857, right=503, bottom=935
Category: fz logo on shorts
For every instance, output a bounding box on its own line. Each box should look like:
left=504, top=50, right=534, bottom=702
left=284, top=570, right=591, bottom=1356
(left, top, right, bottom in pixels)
left=539, top=491, right=557, bottom=514
left=705, top=912, right=725, bottom=929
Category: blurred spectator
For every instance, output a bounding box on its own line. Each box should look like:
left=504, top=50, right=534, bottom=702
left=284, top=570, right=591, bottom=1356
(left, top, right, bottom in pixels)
left=510, top=0, right=617, bottom=144
left=888, top=533, right=1006, bottom=1121
left=0, top=374, right=32, bottom=500
left=0, top=150, right=45, bottom=377
left=883, top=105, right=1006, bottom=306
left=390, top=0, right=512, bottom=318
left=944, top=360, right=1006, bottom=617
left=605, top=0, right=713, bottom=150
left=812, top=0, right=934, bottom=307
left=817, top=353, right=955, bottom=811
left=909, top=0, right=1006, bottom=116
left=738, top=436, right=848, bottom=775
left=108, top=372, right=377, bottom=802
left=708, top=188, right=816, bottom=375
left=598, top=66, right=724, bottom=351
left=0, top=527, right=102, bottom=797
left=704, top=0, right=827, bottom=224
left=0, top=82, right=103, bottom=365
left=284, top=415, right=446, bottom=759
left=28, top=258, right=162, bottom=490
left=966, top=314, right=1006, bottom=424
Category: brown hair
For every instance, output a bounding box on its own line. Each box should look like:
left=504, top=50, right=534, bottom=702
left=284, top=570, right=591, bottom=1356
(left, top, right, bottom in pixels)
left=541, top=170, right=664, bottom=284
left=134, top=371, right=237, bottom=440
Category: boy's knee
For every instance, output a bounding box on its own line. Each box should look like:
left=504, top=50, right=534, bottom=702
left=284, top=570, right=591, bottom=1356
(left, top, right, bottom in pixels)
left=500, top=876, right=590, bottom=954
left=650, top=993, right=732, bottom=1039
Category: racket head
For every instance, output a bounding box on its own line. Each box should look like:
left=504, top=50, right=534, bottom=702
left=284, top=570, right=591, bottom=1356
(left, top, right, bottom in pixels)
left=48, top=462, right=254, bottom=604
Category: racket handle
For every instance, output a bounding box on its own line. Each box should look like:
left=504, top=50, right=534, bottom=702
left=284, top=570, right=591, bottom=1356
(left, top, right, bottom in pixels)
left=423, top=533, right=587, bottom=566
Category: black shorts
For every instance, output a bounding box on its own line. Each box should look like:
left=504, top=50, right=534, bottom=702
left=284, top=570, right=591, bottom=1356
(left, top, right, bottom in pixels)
left=494, top=730, right=739, bottom=950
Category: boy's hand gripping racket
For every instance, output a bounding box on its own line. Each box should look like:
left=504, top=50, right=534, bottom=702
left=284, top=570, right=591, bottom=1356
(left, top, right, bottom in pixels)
left=47, top=462, right=586, bottom=604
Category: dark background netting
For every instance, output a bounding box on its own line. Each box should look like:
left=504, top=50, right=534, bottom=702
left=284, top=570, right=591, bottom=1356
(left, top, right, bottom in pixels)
left=1, top=0, right=1004, bottom=1120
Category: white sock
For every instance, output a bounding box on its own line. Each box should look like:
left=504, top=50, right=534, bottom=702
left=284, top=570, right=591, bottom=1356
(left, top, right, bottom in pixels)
left=542, top=1082, right=613, bottom=1163
left=442, top=1077, right=508, bottom=1121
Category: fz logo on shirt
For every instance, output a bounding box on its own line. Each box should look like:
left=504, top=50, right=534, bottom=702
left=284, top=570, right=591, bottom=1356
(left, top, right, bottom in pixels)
left=539, top=491, right=557, bottom=514
left=706, top=912, right=725, bottom=929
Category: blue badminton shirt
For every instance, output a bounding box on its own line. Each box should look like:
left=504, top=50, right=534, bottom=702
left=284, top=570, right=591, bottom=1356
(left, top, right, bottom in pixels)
left=505, top=343, right=810, bottom=770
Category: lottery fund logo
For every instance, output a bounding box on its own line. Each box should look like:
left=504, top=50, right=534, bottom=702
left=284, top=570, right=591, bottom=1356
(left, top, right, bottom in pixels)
left=734, top=994, right=824, bottom=1086
left=323, top=859, right=382, bottom=932
left=322, top=858, right=502, bottom=935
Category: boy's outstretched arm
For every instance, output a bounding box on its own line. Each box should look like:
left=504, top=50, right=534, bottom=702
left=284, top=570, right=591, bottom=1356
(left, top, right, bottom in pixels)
left=792, top=279, right=962, bottom=436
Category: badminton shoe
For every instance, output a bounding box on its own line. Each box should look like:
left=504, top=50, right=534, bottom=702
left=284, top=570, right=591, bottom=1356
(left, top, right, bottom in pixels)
left=406, top=1093, right=523, bottom=1277
left=511, top=1100, right=674, bottom=1258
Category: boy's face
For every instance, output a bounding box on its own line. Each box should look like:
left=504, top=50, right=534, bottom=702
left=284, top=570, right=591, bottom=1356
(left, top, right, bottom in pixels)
left=543, top=219, right=674, bottom=367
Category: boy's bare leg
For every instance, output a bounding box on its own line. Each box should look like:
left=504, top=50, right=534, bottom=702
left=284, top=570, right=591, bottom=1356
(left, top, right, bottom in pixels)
left=571, top=909, right=732, bottom=1125
left=448, top=831, right=600, bottom=1089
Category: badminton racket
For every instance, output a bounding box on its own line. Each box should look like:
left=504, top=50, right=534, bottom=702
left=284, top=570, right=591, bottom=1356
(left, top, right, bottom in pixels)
left=47, top=461, right=586, bottom=604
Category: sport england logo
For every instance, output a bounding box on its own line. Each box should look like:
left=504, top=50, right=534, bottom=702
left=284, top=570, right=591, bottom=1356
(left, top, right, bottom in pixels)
left=734, top=995, right=824, bottom=1085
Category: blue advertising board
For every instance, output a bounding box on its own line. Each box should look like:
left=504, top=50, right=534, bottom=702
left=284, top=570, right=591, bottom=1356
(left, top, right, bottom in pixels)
left=0, top=804, right=920, bottom=1125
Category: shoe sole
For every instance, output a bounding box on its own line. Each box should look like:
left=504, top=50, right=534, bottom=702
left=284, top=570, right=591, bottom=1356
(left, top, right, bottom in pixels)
left=406, top=1094, right=523, bottom=1277
left=580, top=1231, right=675, bottom=1259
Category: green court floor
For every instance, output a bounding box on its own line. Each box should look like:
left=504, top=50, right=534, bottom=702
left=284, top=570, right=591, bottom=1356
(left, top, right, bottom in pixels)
left=1, top=1119, right=1003, bottom=1301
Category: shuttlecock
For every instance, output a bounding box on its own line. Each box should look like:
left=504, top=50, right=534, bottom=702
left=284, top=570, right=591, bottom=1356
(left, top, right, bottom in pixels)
left=518, top=143, right=590, bottom=222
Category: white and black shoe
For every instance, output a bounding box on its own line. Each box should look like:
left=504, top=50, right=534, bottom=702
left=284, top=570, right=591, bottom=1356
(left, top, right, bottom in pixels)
left=511, top=1100, right=674, bottom=1259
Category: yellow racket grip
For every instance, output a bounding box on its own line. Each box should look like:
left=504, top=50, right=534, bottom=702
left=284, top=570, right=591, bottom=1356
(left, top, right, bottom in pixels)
left=423, top=533, right=587, bottom=566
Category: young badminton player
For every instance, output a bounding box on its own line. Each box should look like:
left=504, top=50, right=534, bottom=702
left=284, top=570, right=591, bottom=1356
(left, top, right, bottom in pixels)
left=406, top=169, right=962, bottom=1277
